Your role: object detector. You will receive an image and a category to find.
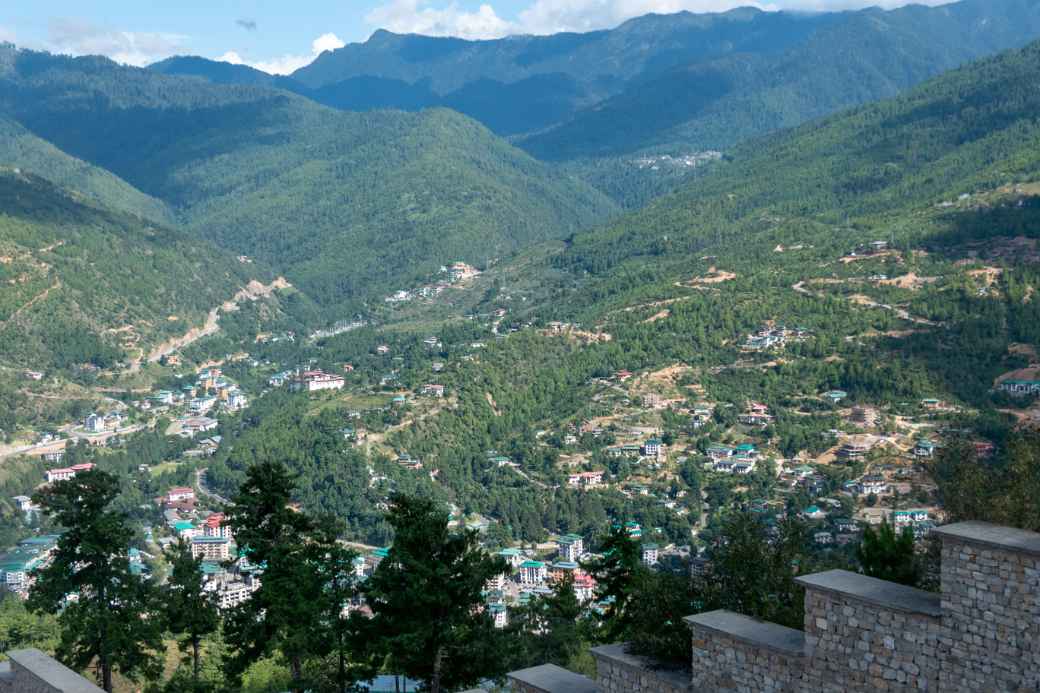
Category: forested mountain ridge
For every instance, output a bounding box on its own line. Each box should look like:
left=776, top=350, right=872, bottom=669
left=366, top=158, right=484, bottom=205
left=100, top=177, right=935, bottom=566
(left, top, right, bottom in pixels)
left=0, top=46, right=616, bottom=313
left=520, top=0, right=1040, bottom=160
left=286, top=0, right=1040, bottom=153
left=344, top=36, right=1040, bottom=538
left=0, top=170, right=266, bottom=371
left=0, top=116, right=172, bottom=223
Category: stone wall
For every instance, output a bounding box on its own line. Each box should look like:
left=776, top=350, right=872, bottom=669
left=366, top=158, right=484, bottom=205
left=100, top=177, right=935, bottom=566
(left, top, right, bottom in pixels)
left=934, top=523, right=1040, bottom=691
left=679, top=521, right=1040, bottom=693
left=687, top=610, right=805, bottom=692
left=0, top=649, right=103, bottom=692
left=507, top=521, right=1040, bottom=693
left=797, top=571, right=941, bottom=691
left=590, top=643, right=691, bottom=693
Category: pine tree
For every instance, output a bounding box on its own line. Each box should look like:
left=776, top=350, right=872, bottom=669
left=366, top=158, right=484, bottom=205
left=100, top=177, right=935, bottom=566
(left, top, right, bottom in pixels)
left=856, top=520, right=921, bottom=587
left=507, top=572, right=584, bottom=670
left=163, top=540, right=220, bottom=690
left=28, top=469, right=163, bottom=691
left=361, top=494, right=509, bottom=693
left=582, top=522, right=643, bottom=642
left=299, top=515, right=373, bottom=693
left=222, top=461, right=314, bottom=691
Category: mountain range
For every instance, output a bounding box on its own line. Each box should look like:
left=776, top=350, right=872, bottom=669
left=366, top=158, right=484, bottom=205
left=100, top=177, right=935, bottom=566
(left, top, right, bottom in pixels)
left=2, top=1, right=1040, bottom=375
left=152, top=0, right=1040, bottom=167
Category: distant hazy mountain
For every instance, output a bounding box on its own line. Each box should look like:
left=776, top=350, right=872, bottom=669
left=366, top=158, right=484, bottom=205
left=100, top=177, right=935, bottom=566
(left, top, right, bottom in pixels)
left=281, top=0, right=1040, bottom=159
left=522, top=0, right=1040, bottom=160
left=0, top=47, right=615, bottom=312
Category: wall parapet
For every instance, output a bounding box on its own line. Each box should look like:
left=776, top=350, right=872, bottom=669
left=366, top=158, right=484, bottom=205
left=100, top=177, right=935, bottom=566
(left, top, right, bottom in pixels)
left=507, top=663, right=598, bottom=693
left=590, top=643, right=691, bottom=693
left=795, top=570, right=942, bottom=616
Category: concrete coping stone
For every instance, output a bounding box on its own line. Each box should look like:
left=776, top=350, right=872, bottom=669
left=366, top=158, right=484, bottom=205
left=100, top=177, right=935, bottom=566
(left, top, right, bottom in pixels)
left=6, top=648, right=105, bottom=692
left=684, top=610, right=806, bottom=657
left=931, top=521, right=1040, bottom=557
left=796, top=569, right=942, bottom=617
left=506, top=663, right=599, bottom=693
left=589, top=642, right=692, bottom=688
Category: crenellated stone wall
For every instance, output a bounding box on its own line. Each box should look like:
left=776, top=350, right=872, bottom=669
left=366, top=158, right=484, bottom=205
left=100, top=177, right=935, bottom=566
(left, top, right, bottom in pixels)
left=687, top=610, right=805, bottom=692
left=680, top=521, right=1040, bottom=693
left=508, top=521, right=1040, bottom=693
left=590, top=643, right=691, bottom=693
left=934, top=523, right=1040, bottom=691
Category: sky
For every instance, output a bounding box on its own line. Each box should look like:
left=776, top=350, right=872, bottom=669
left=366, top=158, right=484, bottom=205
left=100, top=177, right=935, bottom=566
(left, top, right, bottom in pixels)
left=0, top=0, right=957, bottom=75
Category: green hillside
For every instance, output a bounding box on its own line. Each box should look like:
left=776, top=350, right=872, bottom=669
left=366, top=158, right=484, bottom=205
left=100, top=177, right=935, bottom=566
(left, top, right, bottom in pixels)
left=322, top=39, right=1040, bottom=546
left=0, top=116, right=171, bottom=223
left=0, top=47, right=616, bottom=313
left=0, top=170, right=263, bottom=371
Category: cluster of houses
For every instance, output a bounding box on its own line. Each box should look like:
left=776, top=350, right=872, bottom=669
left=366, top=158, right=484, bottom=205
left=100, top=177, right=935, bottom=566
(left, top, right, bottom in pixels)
left=705, top=442, right=761, bottom=474
left=383, top=261, right=482, bottom=304
left=743, top=324, right=811, bottom=351
left=481, top=528, right=668, bottom=629
left=0, top=535, right=59, bottom=597
left=997, top=379, right=1040, bottom=396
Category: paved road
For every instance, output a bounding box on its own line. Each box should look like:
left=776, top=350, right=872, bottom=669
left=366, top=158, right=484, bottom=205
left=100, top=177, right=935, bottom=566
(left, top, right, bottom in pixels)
left=196, top=468, right=231, bottom=506
left=0, top=424, right=144, bottom=462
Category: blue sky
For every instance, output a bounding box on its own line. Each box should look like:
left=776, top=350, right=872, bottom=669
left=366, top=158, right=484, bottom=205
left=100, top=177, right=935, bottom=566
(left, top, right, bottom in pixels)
left=0, top=0, right=955, bottom=74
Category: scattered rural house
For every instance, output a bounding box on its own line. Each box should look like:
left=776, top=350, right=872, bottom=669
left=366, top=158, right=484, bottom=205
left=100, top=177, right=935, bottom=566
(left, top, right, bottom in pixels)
left=294, top=370, right=345, bottom=392
left=707, top=444, right=735, bottom=461
left=567, top=471, right=605, bottom=489
left=191, top=536, right=231, bottom=561
left=203, top=513, right=232, bottom=539
left=164, top=486, right=196, bottom=506
left=180, top=417, right=219, bottom=438
left=804, top=505, right=827, bottom=520
left=488, top=602, right=508, bottom=629
left=376, top=345, right=390, bottom=355
left=837, top=438, right=873, bottom=461
left=641, top=543, right=659, bottom=566
left=519, top=560, right=547, bottom=585
left=858, top=474, right=888, bottom=496
left=42, top=451, right=64, bottom=464
left=892, top=509, right=930, bottom=528
left=558, top=534, right=584, bottom=562
left=824, top=390, right=848, bottom=404
left=422, top=384, right=445, bottom=398
left=691, top=407, right=712, bottom=428
left=814, top=531, right=834, bottom=545
left=447, top=262, right=480, bottom=282
left=498, top=548, right=526, bottom=569
left=641, top=438, right=664, bottom=459
left=739, top=402, right=773, bottom=426
left=44, top=463, right=94, bottom=484
left=85, top=413, right=106, bottom=434
left=190, top=396, right=218, bottom=415
left=23, top=370, right=44, bottom=381
left=915, top=439, right=938, bottom=458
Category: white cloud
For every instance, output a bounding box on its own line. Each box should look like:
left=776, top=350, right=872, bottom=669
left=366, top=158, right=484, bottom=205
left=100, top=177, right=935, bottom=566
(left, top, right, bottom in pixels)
left=217, top=32, right=346, bottom=75
left=365, top=0, right=513, bottom=40
left=0, top=26, right=15, bottom=44
left=366, top=0, right=956, bottom=38
left=46, top=18, right=187, bottom=66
